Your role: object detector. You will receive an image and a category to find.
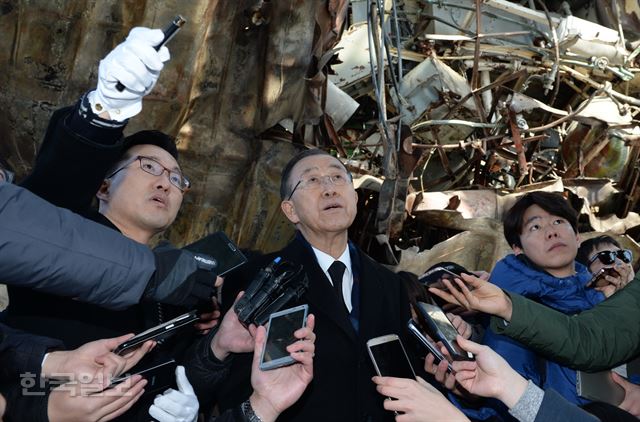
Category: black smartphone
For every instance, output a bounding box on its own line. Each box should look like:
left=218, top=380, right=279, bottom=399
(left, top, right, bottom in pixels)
left=586, top=267, right=620, bottom=288
left=415, top=302, right=474, bottom=361
left=366, top=334, right=416, bottom=379
left=110, top=359, right=177, bottom=394
left=114, top=311, right=199, bottom=355
left=407, top=319, right=453, bottom=373
left=419, top=262, right=471, bottom=287
left=259, top=304, right=309, bottom=371
left=183, top=231, right=248, bottom=276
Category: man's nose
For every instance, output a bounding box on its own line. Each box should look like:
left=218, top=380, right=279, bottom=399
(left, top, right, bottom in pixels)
left=155, top=170, right=172, bottom=190
left=545, top=225, right=558, bottom=238
left=321, top=180, right=337, bottom=196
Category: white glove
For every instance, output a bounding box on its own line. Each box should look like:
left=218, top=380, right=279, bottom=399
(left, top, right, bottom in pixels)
left=148, top=366, right=199, bottom=422
left=88, top=27, right=170, bottom=121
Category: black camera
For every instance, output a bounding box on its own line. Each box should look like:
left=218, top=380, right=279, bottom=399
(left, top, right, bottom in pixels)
left=234, top=257, right=309, bottom=326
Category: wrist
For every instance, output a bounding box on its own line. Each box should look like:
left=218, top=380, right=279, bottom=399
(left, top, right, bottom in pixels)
left=248, top=393, right=279, bottom=422
left=498, top=372, right=528, bottom=408
left=210, top=337, right=230, bottom=361
left=499, top=294, right=513, bottom=321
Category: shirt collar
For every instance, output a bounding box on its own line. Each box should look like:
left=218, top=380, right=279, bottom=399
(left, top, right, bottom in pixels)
left=312, top=245, right=352, bottom=277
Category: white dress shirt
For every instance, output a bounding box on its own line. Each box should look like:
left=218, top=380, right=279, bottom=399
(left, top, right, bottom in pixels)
left=311, top=245, right=353, bottom=312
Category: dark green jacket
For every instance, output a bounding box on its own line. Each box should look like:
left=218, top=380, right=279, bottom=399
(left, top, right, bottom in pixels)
left=491, top=278, right=640, bottom=372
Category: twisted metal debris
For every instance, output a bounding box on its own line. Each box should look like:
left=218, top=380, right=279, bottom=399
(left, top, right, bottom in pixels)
left=324, top=0, right=640, bottom=270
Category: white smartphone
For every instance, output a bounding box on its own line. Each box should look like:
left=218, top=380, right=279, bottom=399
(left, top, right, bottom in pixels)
left=259, top=304, right=309, bottom=371
left=366, top=334, right=416, bottom=379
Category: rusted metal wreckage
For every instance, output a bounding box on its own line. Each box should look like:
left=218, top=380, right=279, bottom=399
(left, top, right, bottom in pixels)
left=322, top=0, right=640, bottom=273
left=3, top=0, right=640, bottom=276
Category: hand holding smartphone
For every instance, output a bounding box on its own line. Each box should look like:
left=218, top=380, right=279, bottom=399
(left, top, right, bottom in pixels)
left=407, top=319, right=454, bottom=373
left=366, top=334, right=416, bottom=379
left=114, top=311, right=199, bottom=355
left=259, top=304, right=309, bottom=371
left=414, top=302, right=474, bottom=361
left=586, top=267, right=620, bottom=288
left=419, top=263, right=471, bottom=288
left=183, top=231, right=248, bottom=277
left=110, top=359, right=177, bottom=395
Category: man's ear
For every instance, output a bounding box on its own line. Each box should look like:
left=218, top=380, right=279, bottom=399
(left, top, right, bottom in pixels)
left=280, top=200, right=299, bottom=224
left=512, top=244, right=523, bottom=255
left=96, top=179, right=110, bottom=202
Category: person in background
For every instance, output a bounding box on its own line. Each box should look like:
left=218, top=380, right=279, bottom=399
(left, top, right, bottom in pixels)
left=372, top=335, right=599, bottom=422
left=3, top=26, right=216, bottom=422
left=191, top=149, right=416, bottom=422
left=429, top=192, right=633, bottom=421
left=428, top=271, right=640, bottom=418
left=577, top=235, right=635, bottom=296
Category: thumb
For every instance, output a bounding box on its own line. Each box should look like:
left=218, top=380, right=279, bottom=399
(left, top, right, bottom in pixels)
left=234, top=291, right=246, bottom=304
left=611, top=372, right=632, bottom=391
left=103, top=333, right=136, bottom=352
left=456, top=335, right=482, bottom=354
left=251, top=325, right=267, bottom=372
left=175, top=365, right=195, bottom=396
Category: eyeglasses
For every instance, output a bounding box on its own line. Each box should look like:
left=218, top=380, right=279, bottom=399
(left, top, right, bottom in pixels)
left=107, top=156, right=190, bottom=192
left=0, top=168, right=14, bottom=184
left=287, top=172, right=352, bottom=200
left=588, top=249, right=633, bottom=266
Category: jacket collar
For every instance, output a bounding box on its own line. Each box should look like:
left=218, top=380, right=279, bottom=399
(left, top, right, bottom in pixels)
left=282, top=235, right=388, bottom=345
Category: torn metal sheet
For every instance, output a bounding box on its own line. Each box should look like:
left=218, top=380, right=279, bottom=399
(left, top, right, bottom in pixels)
left=413, top=179, right=565, bottom=221
left=329, top=23, right=386, bottom=94
left=556, top=15, right=627, bottom=65
left=574, top=96, right=633, bottom=126
left=509, top=92, right=568, bottom=117
left=399, top=56, right=477, bottom=125
left=396, top=231, right=512, bottom=275
left=325, top=79, right=360, bottom=130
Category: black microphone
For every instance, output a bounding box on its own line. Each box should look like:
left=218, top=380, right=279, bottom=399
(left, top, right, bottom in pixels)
left=115, top=15, right=186, bottom=92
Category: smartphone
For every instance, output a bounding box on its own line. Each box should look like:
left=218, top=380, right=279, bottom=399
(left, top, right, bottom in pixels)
left=114, top=311, right=199, bottom=355
left=183, top=231, right=248, bottom=276
left=586, top=267, right=620, bottom=288
left=366, top=334, right=416, bottom=379
left=259, top=304, right=309, bottom=371
left=419, top=263, right=471, bottom=286
left=415, top=302, right=474, bottom=361
left=110, top=359, right=177, bottom=394
left=407, top=319, right=453, bottom=373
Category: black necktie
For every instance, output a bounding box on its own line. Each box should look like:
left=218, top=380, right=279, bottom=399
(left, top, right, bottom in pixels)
left=328, top=260, right=348, bottom=313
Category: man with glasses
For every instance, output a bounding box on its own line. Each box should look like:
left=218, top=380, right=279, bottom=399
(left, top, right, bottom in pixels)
left=195, top=149, right=415, bottom=422
left=4, top=27, right=216, bottom=421
left=577, top=235, right=635, bottom=295
left=441, top=191, right=636, bottom=421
